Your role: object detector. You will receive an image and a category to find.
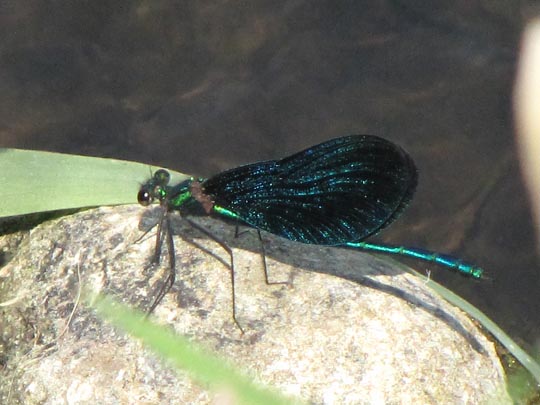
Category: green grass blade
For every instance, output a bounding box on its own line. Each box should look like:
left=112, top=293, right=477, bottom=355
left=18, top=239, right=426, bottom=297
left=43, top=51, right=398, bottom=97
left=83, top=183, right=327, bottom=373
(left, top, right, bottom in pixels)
left=412, top=268, right=540, bottom=385
left=0, top=148, right=187, bottom=218
left=91, top=293, right=298, bottom=405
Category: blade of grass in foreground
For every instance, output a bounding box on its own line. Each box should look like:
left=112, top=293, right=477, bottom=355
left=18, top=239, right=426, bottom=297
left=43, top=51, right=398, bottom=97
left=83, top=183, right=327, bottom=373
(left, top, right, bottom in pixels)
left=0, top=148, right=187, bottom=218
left=91, top=294, right=299, bottom=405
left=406, top=266, right=540, bottom=386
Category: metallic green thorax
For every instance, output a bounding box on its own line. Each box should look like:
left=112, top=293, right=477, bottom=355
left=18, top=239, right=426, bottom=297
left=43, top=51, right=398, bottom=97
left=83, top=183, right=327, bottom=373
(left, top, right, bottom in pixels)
left=138, top=171, right=243, bottom=221
left=180, top=181, right=241, bottom=221
left=165, top=177, right=219, bottom=215
left=168, top=179, right=195, bottom=208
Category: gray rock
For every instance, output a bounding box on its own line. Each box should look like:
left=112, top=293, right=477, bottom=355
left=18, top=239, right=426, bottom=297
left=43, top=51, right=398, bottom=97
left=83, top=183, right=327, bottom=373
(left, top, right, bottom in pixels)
left=0, top=206, right=510, bottom=404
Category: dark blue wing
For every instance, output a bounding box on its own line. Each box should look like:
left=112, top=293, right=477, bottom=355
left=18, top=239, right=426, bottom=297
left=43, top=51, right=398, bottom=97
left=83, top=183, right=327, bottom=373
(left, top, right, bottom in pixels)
left=201, top=135, right=417, bottom=245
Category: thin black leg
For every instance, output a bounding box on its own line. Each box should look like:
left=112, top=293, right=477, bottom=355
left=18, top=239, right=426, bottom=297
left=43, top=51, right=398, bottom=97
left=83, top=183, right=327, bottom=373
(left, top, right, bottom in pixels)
left=235, top=226, right=288, bottom=286
left=256, top=230, right=288, bottom=286
left=185, top=217, right=244, bottom=334
left=135, top=206, right=168, bottom=316
left=152, top=206, right=167, bottom=264
left=147, top=213, right=177, bottom=315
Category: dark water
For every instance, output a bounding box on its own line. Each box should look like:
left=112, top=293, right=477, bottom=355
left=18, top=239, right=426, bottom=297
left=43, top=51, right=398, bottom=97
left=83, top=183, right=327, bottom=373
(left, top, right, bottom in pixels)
left=1, top=2, right=539, bottom=354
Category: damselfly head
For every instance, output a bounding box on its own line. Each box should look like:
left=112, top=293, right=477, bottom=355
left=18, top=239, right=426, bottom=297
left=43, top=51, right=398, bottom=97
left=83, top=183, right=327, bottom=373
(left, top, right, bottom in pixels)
left=138, top=169, right=171, bottom=206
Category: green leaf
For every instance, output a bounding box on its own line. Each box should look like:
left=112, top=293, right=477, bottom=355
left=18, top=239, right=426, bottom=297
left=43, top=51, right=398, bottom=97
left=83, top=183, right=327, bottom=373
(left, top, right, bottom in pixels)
left=91, top=293, right=298, bottom=405
left=0, top=148, right=188, bottom=218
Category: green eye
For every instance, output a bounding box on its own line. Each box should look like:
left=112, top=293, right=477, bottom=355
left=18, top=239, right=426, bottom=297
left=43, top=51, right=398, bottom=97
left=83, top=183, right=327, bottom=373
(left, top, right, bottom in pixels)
left=154, top=169, right=170, bottom=186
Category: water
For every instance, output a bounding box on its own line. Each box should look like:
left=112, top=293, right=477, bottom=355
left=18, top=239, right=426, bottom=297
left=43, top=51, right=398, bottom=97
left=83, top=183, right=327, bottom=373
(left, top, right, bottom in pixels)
left=0, top=1, right=538, bottom=352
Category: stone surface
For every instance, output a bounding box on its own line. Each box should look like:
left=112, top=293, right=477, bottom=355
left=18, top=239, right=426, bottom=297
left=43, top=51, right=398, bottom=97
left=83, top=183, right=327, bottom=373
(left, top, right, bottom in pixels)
left=0, top=206, right=510, bottom=404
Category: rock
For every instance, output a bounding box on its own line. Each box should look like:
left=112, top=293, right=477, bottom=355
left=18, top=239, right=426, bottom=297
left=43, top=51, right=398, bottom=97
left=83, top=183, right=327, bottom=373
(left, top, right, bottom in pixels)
left=0, top=206, right=510, bottom=404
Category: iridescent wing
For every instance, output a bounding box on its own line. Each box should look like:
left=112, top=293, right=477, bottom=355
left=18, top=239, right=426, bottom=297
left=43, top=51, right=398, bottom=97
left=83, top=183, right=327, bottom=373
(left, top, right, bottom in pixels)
left=202, top=135, right=417, bottom=245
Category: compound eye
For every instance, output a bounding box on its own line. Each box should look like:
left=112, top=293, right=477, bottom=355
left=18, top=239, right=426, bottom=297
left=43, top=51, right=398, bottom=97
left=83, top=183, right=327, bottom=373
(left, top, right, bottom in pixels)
left=137, top=189, right=153, bottom=206
left=154, top=169, right=170, bottom=186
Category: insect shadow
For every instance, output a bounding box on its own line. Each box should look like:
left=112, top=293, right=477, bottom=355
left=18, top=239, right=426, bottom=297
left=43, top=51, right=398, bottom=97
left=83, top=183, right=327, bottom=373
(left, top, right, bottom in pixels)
left=136, top=207, right=484, bottom=353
